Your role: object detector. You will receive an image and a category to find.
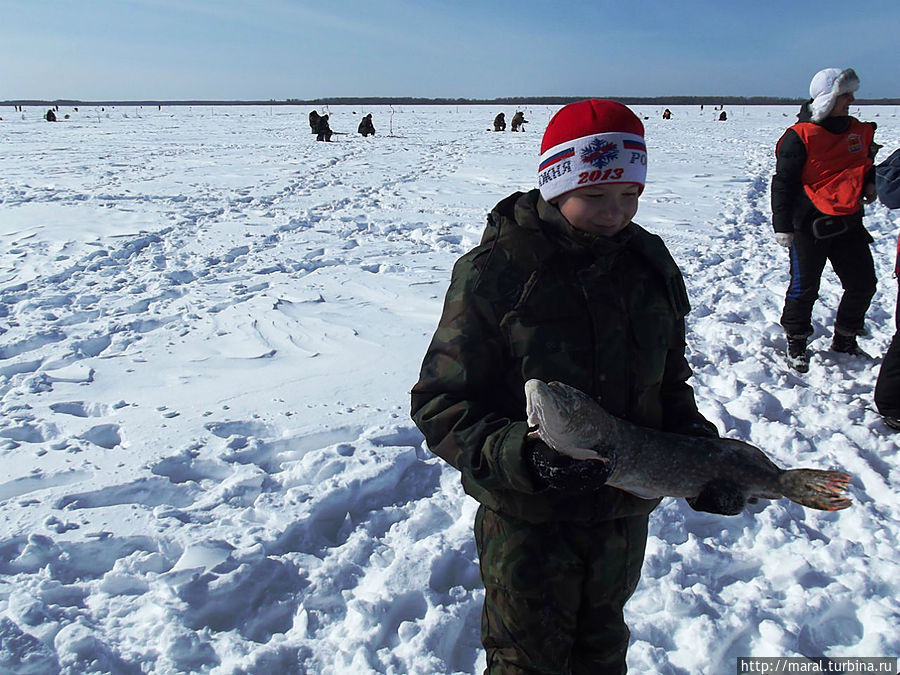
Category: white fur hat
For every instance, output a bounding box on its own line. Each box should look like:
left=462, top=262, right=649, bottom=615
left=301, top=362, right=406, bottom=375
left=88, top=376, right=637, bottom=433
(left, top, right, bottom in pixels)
left=808, top=68, right=859, bottom=122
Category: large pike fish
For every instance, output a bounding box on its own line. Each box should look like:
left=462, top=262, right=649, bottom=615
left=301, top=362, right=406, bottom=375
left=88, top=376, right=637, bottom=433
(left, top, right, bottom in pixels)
left=524, top=379, right=852, bottom=511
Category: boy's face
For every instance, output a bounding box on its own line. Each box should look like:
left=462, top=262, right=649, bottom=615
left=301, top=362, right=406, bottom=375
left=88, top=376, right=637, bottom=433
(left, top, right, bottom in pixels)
left=556, top=183, right=640, bottom=237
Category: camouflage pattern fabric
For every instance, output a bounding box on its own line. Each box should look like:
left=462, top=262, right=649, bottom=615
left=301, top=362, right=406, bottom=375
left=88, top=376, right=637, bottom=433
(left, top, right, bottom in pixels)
left=411, top=189, right=711, bottom=524
left=476, top=506, right=648, bottom=674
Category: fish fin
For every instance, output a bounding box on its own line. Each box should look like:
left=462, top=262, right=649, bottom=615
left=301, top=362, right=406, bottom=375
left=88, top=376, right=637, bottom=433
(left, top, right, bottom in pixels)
left=560, top=446, right=608, bottom=461
left=778, top=469, right=852, bottom=511
left=590, top=443, right=616, bottom=460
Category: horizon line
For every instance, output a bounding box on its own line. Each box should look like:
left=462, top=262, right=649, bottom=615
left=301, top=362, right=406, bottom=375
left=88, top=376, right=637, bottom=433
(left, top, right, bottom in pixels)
left=6, top=95, right=900, bottom=107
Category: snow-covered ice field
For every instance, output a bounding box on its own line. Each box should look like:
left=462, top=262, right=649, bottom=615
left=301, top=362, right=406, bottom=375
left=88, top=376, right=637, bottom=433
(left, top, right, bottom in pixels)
left=1, top=103, right=898, bottom=674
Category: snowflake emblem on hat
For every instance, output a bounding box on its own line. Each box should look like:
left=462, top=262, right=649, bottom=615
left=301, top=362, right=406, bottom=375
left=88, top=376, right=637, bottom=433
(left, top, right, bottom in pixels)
left=581, top=139, right=618, bottom=169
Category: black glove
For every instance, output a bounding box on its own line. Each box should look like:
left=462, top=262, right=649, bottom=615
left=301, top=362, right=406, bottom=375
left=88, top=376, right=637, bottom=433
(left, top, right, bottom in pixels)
left=526, top=440, right=612, bottom=494
left=687, top=478, right=747, bottom=515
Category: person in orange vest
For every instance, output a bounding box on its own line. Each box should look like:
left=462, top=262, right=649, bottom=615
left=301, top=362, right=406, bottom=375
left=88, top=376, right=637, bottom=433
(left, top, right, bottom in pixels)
left=770, top=67, right=879, bottom=372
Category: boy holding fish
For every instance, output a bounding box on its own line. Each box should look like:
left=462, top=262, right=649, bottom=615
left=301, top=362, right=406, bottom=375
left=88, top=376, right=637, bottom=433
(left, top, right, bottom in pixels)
left=411, top=99, right=741, bottom=673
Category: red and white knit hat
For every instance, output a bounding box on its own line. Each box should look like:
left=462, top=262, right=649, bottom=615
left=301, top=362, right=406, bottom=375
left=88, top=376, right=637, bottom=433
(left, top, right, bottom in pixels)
left=538, top=99, right=647, bottom=203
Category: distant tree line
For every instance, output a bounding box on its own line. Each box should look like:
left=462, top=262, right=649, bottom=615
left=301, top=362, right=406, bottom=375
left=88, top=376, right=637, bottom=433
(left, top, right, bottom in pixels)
left=293, top=96, right=899, bottom=107
left=4, top=96, right=899, bottom=107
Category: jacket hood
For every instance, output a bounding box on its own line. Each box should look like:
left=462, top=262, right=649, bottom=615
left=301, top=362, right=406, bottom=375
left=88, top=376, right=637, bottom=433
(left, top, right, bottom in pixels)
left=482, top=190, right=688, bottom=316
left=488, top=189, right=635, bottom=258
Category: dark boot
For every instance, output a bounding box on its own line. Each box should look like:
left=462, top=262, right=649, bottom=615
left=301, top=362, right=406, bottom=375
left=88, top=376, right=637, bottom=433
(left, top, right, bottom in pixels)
left=831, top=331, right=868, bottom=356
left=786, top=334, right=810, bottom=373
left=883, top=416, right=900, bottom=432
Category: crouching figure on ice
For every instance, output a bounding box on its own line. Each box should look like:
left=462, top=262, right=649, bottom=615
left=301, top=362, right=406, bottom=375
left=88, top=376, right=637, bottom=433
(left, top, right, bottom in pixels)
left=410, top=100, right=825, bottom=674
left=511, top=110, right=528, bottom=131
left=358, top=113, right=375, bottom=137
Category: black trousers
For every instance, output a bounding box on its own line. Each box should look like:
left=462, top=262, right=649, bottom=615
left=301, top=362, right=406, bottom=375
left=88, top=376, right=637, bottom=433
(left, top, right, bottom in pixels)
left=875, top=282, right=900, bottom=417
left=780, top=228, right=876, bottom=338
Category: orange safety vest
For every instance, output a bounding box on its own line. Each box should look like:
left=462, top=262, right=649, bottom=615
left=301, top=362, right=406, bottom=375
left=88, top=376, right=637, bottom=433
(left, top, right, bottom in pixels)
left=780, top=120, right=874, bottom=216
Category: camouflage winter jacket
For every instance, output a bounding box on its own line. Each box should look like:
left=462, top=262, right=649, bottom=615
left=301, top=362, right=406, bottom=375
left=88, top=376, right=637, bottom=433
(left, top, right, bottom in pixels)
left=411, top=189, right=715, bottom=523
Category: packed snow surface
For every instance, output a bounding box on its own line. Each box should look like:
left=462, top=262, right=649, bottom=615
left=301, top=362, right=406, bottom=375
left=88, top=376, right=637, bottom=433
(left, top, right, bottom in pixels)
left=1, top=103, right=898, bottom=674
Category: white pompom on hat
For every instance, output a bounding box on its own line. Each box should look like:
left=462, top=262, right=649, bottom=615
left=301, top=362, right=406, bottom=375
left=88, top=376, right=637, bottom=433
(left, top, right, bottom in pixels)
left=808, top=68, right=859, bottom=122
left=538, top=99, right=647, bottom=203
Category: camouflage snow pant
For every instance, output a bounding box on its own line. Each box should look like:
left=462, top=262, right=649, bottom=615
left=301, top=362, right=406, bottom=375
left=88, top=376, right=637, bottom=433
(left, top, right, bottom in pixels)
left=475, top=506, right=649, bottom=675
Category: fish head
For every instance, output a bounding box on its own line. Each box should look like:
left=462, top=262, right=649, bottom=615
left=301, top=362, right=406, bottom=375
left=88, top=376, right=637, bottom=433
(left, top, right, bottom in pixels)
left=525, top=379, right=612, bottom=459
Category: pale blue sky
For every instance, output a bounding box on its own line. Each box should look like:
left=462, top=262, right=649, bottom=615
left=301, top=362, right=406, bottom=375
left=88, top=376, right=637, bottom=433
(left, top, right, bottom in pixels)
left=2, top=0, right=897, bottom=100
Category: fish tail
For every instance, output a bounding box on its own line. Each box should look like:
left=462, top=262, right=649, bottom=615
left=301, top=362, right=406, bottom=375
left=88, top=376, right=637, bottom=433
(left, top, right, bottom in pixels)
left=778, top=469, right=852, bottom=511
